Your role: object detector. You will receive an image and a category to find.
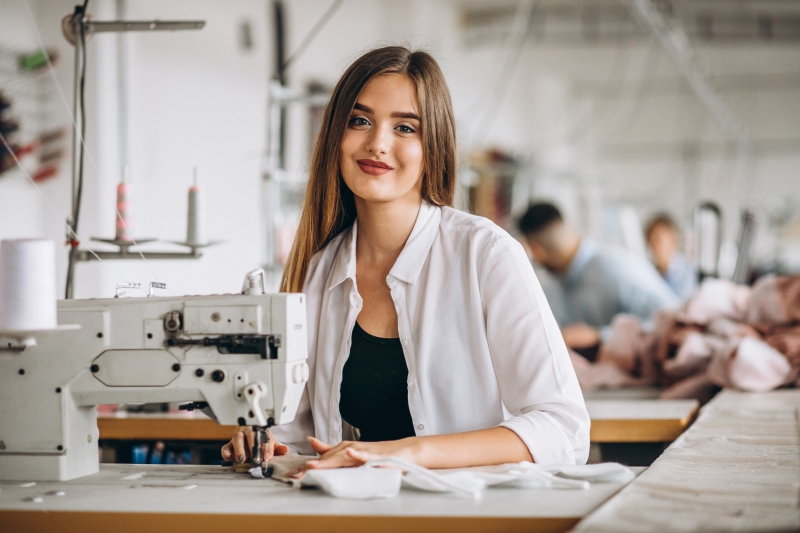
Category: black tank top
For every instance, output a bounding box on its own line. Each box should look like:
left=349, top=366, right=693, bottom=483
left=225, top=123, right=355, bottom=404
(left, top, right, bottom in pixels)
left=339, top=322, right=416, bottom=442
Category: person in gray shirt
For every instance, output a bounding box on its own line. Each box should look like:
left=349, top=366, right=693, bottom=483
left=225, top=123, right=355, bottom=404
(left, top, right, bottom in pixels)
left=518, top=203, right=680, bottom=352
left=645, top=213, right=697, bottom=301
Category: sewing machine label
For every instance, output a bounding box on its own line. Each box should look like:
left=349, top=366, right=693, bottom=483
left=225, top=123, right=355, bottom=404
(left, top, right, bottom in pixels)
left=91, top=349, right=180, bottom=387
left=183, top=305, right=263, bottom=335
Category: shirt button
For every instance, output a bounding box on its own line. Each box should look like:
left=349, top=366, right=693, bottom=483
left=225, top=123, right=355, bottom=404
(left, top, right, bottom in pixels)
left=417, top=424, right=424, bottom=430
left=408, top=382, right=415, bottom=388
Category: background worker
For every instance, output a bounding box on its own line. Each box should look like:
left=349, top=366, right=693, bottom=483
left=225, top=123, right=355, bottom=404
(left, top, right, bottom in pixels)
left=518, top=202, right=680, bottom=352
left=645, top=213, right=697, bottom=301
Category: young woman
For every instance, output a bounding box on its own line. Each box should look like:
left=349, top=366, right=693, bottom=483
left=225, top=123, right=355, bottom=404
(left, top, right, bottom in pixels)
left=221, top=46, right=589, bottom=471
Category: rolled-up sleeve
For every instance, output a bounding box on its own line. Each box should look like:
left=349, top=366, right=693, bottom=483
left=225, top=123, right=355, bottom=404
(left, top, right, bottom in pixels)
left=480, top=236, right=590, bottom=465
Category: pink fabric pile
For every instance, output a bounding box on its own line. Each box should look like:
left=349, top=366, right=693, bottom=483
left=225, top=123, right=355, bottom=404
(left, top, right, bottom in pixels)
left=571, top=275, right=800, bottom=402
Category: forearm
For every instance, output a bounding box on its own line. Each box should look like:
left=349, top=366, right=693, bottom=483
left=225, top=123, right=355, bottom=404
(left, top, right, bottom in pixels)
left=409, top=427, right=533, bottom=469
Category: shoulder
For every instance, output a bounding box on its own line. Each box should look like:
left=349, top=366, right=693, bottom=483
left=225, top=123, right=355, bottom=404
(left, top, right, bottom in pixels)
left=438, top=206, right=522, bottom=253
left=436, top=207, right=529, bottom=280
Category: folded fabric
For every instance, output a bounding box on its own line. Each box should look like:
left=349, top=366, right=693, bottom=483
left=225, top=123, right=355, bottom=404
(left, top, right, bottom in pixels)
left=300, top=467, right=402, bottom=499
left=682, top=279, right=751, bottom=325
left=550, top=462, right=636, bottom=484
left=707, top=337, right=792, bottom=392
left=747, top=275, right=800, bottom=325
left=259, top=456, right=635, bottom=500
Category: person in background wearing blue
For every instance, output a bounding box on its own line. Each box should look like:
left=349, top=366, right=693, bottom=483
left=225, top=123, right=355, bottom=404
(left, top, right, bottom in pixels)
left=645, top=213, right=697, bottom=301
left=518, top=202, right=680, bottom=356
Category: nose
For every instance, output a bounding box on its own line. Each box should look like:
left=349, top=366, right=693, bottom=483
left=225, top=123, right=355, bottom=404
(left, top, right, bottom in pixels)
left=364, top=123, right=391, bottom=156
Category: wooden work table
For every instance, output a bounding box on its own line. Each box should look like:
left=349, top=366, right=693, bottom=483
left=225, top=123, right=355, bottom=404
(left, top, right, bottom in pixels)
left=574, top=389, right=800, bottom=532
left=585, top=398, right=698, bottom=443
left=97, top=395, right=700, bottom=445
left=97, top=411, right=236, bottom=441
left=0, top=463, right=641, bottom=533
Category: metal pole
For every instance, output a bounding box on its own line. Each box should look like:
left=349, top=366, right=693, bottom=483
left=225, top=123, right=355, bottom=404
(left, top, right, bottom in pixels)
left=66, top=14, right=83, bottom=299
left=116, top=0, right=129, bottom=171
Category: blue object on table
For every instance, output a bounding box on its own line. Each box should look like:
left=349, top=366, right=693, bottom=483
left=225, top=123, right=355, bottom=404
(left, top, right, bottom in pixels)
left=132, top=444, right=149, bottom=464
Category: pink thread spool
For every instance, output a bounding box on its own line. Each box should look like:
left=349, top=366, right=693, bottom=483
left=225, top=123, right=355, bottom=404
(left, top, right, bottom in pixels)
left=115, top=168, right=132, bottom=241
left=186, top=167, right=207, bottom=246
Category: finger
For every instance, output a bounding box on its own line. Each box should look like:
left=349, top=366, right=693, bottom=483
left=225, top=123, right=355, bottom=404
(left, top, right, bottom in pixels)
left=244, top=429, right=255, bottom=455
left=306, top=453, right=360, bottom=470
left=274, top=443, right=290, bottom=456
left=266, top=430, right=276, bottom=461
left=306, top=436, right=335, bottom=455
left=232, top=431, right=248, bottom=463
left=305, top=448, right=361, bottom=470
left=345, top=447, right=377, bottom=464
left=221, top=442, right=234, bottom=460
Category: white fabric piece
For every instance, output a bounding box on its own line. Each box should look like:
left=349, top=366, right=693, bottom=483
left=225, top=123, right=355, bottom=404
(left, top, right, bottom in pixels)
left=285, top=458, right=633, bottom=500
left=249, top=467, right=265, bottom=479
left=549, top=462, right=636, bottom=484
left=271, top=202, right=590, bottom=465
left=298, top=467, right=402, bottom=500
left=464, top=466, right=589, bottom=491
left=368, top=458, right=487, bottom=499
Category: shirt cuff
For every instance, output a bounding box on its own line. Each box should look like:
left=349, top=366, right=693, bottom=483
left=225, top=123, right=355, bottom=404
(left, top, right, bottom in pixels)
left=498, top=412, right=582, bottom=465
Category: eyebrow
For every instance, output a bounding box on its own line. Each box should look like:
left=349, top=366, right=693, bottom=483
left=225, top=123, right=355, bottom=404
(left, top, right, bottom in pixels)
left=353, top=103, right=420, bottom=121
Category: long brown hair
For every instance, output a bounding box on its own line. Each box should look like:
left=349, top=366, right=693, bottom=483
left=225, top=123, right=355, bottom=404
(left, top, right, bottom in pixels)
left=281, top=46, right=457, bottom=292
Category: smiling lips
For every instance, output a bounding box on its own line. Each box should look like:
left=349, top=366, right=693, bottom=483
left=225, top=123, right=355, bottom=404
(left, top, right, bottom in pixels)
left=356, top=159, right=394, bottom=176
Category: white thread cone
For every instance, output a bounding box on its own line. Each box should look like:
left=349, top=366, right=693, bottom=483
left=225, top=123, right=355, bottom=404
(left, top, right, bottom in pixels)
left=0, top=239, right=58, bottom=331
left=186, top=185, right=207, bottom=245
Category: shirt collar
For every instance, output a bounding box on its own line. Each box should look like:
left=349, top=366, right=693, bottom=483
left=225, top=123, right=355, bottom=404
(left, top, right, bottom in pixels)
left=325, top=201, right=442, bottom=291
left=388, top=201, right=441, bottom=285
left=562, top=238, right=597, bottom=286
left=326, top=223, right=358, bottom=291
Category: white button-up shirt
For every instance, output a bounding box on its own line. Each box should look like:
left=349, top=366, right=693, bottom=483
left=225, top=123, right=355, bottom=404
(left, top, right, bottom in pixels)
left=272, top=202, right=590, bottom=465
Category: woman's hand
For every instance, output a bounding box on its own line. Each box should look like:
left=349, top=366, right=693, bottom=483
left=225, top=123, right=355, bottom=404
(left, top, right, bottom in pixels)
left=221, top=427, right=289, bottom=464
left=302, top=436, right=419, bottom=471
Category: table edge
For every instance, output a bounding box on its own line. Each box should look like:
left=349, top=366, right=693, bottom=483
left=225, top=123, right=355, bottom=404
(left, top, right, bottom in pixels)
left=0, top=509, right=579, bottom=533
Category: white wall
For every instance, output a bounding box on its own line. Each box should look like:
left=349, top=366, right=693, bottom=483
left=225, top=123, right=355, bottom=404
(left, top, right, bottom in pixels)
left=2, top=0, right=270, bottom=298
left=1, top=0, right=76, bottom=295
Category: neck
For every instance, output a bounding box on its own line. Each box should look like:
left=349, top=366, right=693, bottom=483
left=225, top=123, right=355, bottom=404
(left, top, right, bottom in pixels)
left=355, top=196, right=422, bottom=267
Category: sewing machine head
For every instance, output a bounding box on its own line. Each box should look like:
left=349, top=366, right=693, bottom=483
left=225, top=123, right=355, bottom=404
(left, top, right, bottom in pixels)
left=0, top=275, right=308, bottom=481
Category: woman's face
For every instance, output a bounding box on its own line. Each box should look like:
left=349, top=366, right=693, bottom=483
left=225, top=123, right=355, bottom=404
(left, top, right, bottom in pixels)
left=340, top=73, right=424, bottom=206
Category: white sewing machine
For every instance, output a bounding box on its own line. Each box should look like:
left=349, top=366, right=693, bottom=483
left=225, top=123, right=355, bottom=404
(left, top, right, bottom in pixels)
left=0, top=274, right=308, bottom=481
